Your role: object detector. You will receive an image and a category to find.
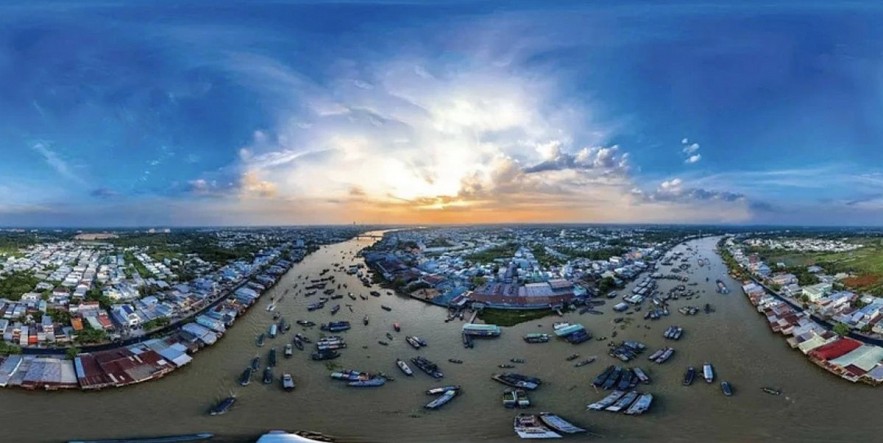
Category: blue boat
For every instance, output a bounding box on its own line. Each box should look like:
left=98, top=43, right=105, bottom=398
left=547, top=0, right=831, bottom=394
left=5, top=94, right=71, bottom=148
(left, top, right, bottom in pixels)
left=425, top=390, right=458, bottom=409
left=348, top=377, right=386, bottom=387
left=209, top=397, right=236, bottom=416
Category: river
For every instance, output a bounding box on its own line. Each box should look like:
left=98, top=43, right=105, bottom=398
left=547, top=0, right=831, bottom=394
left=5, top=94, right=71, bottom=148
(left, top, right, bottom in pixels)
left=0, top=234, right=879, bottom=442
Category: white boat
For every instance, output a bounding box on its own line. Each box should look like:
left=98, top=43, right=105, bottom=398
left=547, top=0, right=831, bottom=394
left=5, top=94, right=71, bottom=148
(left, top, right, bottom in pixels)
left=396, top=359, right=413, bottom=376
left=703, top=362, right=714, bottom=383
left=624, top=393, right=653, bottom=415
left=538, top=413, right=586, bottom=434
left=514, top=414, right=562, bottom=439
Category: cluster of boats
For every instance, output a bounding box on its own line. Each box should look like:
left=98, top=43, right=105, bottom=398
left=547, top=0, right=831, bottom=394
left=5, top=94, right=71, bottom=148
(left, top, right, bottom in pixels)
left=330, top=370, right=387, bottom=387
left=608, top=341, right=646, bottom=362
left=406, top=335, right=428, bottom=350
left=492, top=373, right=541, bottom=391
left=663, top=325, right=684, bottom=340
left=592, top=365, right=651, bottom=390
left=587, top=390, right=654, bottom=415
left=425, top=385, right=460, bottom=409
left=316, top=336, right=346, bottom=351
left=647, top=347, right=675, bottom=364
left=503, top=388, right=531, bottom=408
left=513, top=413, right=586, bottom=439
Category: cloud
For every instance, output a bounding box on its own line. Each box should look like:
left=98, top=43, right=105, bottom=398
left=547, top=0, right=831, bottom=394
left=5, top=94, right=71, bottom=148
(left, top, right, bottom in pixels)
left=239, top=170, right=277, bottom=198
left=682, top=143, right=700, bottom=155
left=685, top=154, right=702, bottom=164
left=30, top=142, right=84, bottom=184
left=639, top=177, right=745, bottom=203
left=90, top=188, right=119, bottom=199
left=680, top=139, right=701, bottom=165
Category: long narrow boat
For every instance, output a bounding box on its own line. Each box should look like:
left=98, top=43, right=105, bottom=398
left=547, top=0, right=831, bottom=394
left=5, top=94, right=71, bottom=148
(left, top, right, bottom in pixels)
left=605, top=391, right=639, bottom=413
left=538, top=413, right=586, bottom=434
left=683, top=367, right=696, bottom=386
left=69, top=433, right=215, bottom=443
left=623, top=393, right=653, bottom=415
left=348, top=377, right=386, bottom=387
left=426, top=385, right=461, bottom=395
left=632, top=367, right=651, bottom=384
left=513, top=414, right=562, bottom=439
left=425, top=390, right=457, bottom=409
left=587, top=390, right=625, bottom=411
left=703, top=362, right=714, bottom=383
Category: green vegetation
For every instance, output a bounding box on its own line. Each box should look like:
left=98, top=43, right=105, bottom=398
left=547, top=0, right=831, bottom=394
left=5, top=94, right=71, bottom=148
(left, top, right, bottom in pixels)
left=86, top=287, right=113, bottom=310
left=48, top=308, right=72, bottom=324
left=717, top=240, right=749, bottom=280
left=597, top=276, right=617, bottom=294
left=76, top=327, right=108, bottom=344
left=0, top=341, right=22, bottom=356
left=559, top=246, right=627, bottom=261
left=426, top=237, right=454, bottom=248
left=477, top=308, right=555, bottom=327
left=833, top=323, right=851, bottom=336
left=0, top=272, right=40, bottom=300
left=752, top=237, right=883, bottom=295
left=110, top=232, right=259, bottom=265
left=531, top=245, right=563, bottom=268
left=143, top=317, right=171, bottom=330
left=66, top=346, right=81, bottom=360
left=466, top=242, right=519, bottom=264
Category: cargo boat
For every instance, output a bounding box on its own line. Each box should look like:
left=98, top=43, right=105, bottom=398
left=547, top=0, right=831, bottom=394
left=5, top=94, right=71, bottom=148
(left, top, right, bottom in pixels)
left=310, top=350, right=339, bottom=360
left=268, top=324, right=278, bottom=338
left=523, top=333, right=550, bottom=344
left=492, top=373, right=541, bottom=390
left=348, top=377, right=386, bottom=387
left=425, top=389, right=458, bottom=409
left=502, top=389, right=531, bottom=408
left=592, top=365, right=615, bottom=387
left=632, top=367, right=651, bottom=384
left=411, top=356, right=444, bottom=378
left=69, top=433, right=215, bottom=443
left=538, top=413, right=586, bottom=434
left=320, top=321, right=351, bottom=332
left=267, top=348, right=277, bottom=367
left=209, top=397, right=236, bottom=416
left=513, top=414, right=561, bottom=439
left=284, top=344, right=293, bottom=358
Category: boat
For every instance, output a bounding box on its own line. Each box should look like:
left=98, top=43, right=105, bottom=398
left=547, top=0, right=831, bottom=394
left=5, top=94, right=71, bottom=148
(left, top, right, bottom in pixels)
left=256, top=333, right=265, bottom=347
left=284, top=344, right=293, bottom=358
left=209, top=397, right=236, bottom=416
left=381, top=305, right=392, bottom=311
left=703, top=362, right=714, bottom=383
left=411, top=356, right=444, bottom=378
left=250, top=357, right=260, bottom=370
left=762, top=387, right=782, bottom=396
left=310, top=350, right=339, bottom=361
left=330, top=305, right=340, bottom=315
left=266, top=303, right=276, bottom=312
left=363, top=315, right=369, bottom=326
left=406, top=336, right=424, bottom=350
left=623, top=393, right=653, bottom=415
left=591, top=365, right=615, bottom=387
left=296, top=320, right=316, bottom=327
left=587, top=390, right=625, bottom=410
left=348, top=293, right=356, bottom=300
left=268, top=324, right=278, bottom=338
left=320, top=321, right=351, bottom=332
left=262, top=367, right=273, bottom=384
left=307, top=302, right=325, bottom=312
left=683, top=367, right=696, bottom=386
left=605, top=390, right=639, bottom=413
left=295, top=333, right=311, bottom=343
left=386, top=332, right=394, bottom=340
left=426, top=384, right=461, bottom=395
left=378, top=340, right=389, bottom=346
left=360, top=294, right=368, bottom=300
left=370, top=291, right=381, bottom=297
left=511, top=358, right=526, bottom=364
left=566, top=354, right=579, bottom=361
left=393, top=323, right=401, bottom=332
left=516, top=389, right=531, bottom=408
left=239, top=368, right=252, bottom=386
left=268, top=348, right=277, bottom=367
left=503, top=389, right=519, bottom=408
left=281, top=373, right=295, bottom=391
left=348, top=377, right=387, bottom=387
left=538, top=413, right=586, bottom=434
left=492, top=373, right=541, bottom=390
left=513, top=414, right=562, bottom=439
left=69, top=433, right=216, bottom=443
left=396, top=359, right=413, bottom=376
left=633, top=367, right=651, bottom=384
left=574, top=357, right=596, bottom=368
left=523, top=333, right=550, bottom=344
left=602, top=366, right=623, bottom=390
left=292, top=337, right=304, bottom=350
left=499, top=364, right=516, bottom=369
left=721, top=381, right=733, bottom=396
left=448, top=358, right=463, bottom=364
left=425, top=389, right=458, bottom=409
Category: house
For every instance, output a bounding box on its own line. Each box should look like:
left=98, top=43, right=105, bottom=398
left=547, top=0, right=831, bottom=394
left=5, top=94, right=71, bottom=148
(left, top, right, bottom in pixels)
left=803, top=283, right=833, bottom=303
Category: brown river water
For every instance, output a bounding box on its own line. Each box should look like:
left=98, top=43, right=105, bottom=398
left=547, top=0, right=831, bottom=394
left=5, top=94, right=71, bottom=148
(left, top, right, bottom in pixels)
left=0, top=233, right=879, bottom=443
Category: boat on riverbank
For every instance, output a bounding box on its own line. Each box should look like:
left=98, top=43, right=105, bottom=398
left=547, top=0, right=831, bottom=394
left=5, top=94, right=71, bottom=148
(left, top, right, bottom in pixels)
left=538, top=413, right=586, bottom=434
left=513, top=414, right=561, bottom=439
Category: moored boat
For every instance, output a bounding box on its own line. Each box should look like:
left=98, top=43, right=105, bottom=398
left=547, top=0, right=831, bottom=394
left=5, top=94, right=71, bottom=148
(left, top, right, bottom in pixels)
left=411, top=356, right=444, bottom=379
left=703, top=362, right=714, bottom=383
left=587, top=390, right=625, bottom=411
left=623, top=393, right=653, bottom=415
left=262, top=367, right=273, bottom=384
left=538, top=413, right=586, bottom=434
left=268, top=348, right=277, bottom=367
left=683, top=367, right=696, bottom=386
left=348, top=377, right=386, bottom=387
left=393, top=323, right=401, bottom=332
left=256, top=333, right=265, bottom=347
left=284, top=344, right=293, bottom=358
left=448, top=358, right=463, bottom=364
left=281, top=373, right=295, bottom=391
left=721, top=381, right=733, bottom=396
left=513, top=414, right=561, bottom=439
left=381, top=305, right=392, bottom=311
left=761, top=387, right=782, bottom=395
left=239, top=368, right=252, bottom=386
left=605, top=390, right=639, bottom=413
left=426, top=384, right=461, bottom=395
left=250, top=357, right=260, bottom=370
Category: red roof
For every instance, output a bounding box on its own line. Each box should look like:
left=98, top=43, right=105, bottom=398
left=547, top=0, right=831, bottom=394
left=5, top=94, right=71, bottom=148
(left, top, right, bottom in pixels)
left=809, top=338, right=862, bottom=361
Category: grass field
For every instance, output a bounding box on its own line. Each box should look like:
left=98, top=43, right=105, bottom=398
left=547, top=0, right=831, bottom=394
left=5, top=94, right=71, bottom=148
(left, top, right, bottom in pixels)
left=477, top=308, right=556, bottom=327
left=766, top=237, right=883, bottom=295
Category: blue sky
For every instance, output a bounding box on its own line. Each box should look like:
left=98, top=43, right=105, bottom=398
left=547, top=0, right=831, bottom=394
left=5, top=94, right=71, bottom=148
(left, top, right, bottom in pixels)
left=1, top=1, right=883, bottom=226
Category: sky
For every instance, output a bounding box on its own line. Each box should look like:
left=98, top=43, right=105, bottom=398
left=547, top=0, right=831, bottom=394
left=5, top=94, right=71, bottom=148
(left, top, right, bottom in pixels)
left=2, top=1, right=883, bottom=227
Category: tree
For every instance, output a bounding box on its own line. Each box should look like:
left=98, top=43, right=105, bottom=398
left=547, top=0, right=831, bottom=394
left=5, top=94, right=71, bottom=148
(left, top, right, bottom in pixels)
left=597, top=277, right=617, bottom=294
left=66, top=346, right=81, bottom=360
left=833, top=323, right=851, bottom=336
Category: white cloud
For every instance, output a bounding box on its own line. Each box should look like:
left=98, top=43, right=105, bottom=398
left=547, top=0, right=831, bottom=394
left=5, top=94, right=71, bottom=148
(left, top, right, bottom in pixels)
left=685, top=154, right=702, bottom=164
left=30, top=142, right=85, bottom=185
left=682, top=142, right=700, bottom=154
